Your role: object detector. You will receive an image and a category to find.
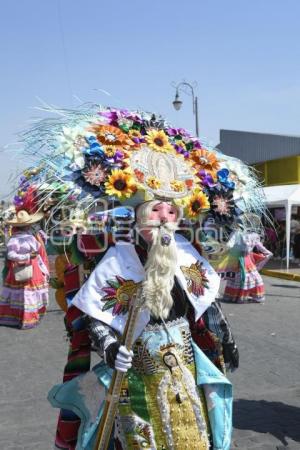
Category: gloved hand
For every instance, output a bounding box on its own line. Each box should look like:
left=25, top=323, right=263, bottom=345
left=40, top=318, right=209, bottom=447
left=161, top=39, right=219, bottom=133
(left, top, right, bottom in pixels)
left=104, top=342, right=133, bottom=372
left=115, top=345, right=133, bottom=372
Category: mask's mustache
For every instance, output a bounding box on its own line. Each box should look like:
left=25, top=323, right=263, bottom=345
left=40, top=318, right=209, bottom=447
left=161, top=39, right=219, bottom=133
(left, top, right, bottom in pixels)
left=151, top=223, right=177, bottom=247
left=137, top=219, right=177, bottom=229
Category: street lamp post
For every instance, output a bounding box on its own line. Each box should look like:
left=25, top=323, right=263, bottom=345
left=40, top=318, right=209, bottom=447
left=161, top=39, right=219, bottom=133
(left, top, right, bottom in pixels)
left=172, top=81, right=199, bottom=137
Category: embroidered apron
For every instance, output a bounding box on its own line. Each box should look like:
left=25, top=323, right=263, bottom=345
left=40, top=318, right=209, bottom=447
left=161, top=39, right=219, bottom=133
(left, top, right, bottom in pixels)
left=114, top=317, right=211, bottom=450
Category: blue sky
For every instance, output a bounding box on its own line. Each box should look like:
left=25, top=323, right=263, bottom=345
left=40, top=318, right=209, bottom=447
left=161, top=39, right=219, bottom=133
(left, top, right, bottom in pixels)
left=1, top=0, right=300, bottom=197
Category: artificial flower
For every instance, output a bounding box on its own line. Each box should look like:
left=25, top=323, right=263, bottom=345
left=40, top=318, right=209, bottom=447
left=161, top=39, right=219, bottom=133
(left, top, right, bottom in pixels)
left=219, top=157, right=250, bottom=192
left=98, top=109, right=124, bottom=124
left=57, top=126, right=88, bottom=169
left=146, top=176, right=161, bottom=190
left=91, top=124, right=133, bottom=149
left=102, top=145, right=117, bottom=157
left=15, top=185, right=39, bottom=213
left=64, top=168, right=104, bottom=198
left=174, top=140, right=186, bottom=150
left=112, top=150, right=126, bottom=164
left=23, top=166, right=42, bottom=178
left=117, top=118, right=134, bottom=132
left=208, top=186, right=242, bottom=224
left=170, top=180, right=185, bottom=192
left=185, top=189, right=210, bottom=218
left=191, top=149, right=220, bottom=173
left=128, top=129, right=143, bottom=140
left=190, top=139, right=202, bottom=150
left=217, top=168, right=235, bottom=189
left=134, top=169, right=145, bottom=182
left=213, top=196, right=231, bottom=215
left=105, top=169, right=137, bottom=198
left=99, top=109, right=143, bottom=126
left=174, top=141, right=189, bottom=158
left=82, top=163, right=106, bottom=187
left=128, top=129, right=145, bottom=146
left=197, top=169, right=216, bottom=188
left=145, top=129, right=174, bottom=153
left=167, top=127, right=191, bottom=139
left=185, top=179, right=194, bottom=190
left=103, top=146, right=125, bottom=164
left=84, top=135, right=105, bottom=158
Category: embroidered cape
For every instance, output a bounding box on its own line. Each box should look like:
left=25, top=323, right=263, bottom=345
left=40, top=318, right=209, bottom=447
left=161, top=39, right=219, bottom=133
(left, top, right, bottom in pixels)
left=72, top=234, right=220, bottom=339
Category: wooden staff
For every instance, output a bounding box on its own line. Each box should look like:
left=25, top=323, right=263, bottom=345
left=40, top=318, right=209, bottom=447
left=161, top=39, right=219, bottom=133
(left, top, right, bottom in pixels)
left=94, top=287, right=143, bottom=450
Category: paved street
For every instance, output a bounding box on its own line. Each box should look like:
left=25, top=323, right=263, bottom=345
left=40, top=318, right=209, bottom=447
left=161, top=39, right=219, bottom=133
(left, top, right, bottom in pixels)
left=0, top=275, right=299, bottom=450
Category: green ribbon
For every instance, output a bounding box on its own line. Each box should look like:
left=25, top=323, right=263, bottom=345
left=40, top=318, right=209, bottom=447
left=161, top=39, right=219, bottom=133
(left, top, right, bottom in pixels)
left=127, top=370, right=150, bottom=422
left=238, top=255, right=246, bottom=286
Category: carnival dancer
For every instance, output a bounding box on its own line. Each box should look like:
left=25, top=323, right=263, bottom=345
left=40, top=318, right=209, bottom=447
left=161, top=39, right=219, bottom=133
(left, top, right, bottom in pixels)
left=0, top=209, right=49, bottom=329
left=10, top=104, right=264, bottom=448
left=49, top=200, right=233, bottom=450
left=222, top=228, right=272, bottom=304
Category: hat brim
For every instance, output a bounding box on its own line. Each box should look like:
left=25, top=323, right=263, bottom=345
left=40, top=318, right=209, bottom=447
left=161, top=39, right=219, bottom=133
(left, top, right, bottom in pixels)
left=7, top=212, right=44, bottom=226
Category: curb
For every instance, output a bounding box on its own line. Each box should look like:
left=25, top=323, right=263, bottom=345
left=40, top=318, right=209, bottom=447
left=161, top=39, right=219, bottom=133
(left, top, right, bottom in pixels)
left=261, top=269, right=300, bottom=282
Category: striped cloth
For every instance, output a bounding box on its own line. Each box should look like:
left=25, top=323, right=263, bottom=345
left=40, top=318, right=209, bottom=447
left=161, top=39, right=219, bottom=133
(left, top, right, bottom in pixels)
left=223, top=254, right=265, bottom=303
left=54, top=305, right=91, bottom=450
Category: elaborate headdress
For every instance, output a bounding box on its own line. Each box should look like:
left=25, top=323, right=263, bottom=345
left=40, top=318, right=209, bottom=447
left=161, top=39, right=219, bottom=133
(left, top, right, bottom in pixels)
left=11, top=104, right=265, bottom=234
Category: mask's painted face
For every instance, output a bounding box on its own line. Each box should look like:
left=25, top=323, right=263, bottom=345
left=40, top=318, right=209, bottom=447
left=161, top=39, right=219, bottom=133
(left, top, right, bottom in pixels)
left=148, top=202, right=178, bottom=224
left=137, top=202, right=179, bottom=242
left=136, top=200, right=180, bottom=242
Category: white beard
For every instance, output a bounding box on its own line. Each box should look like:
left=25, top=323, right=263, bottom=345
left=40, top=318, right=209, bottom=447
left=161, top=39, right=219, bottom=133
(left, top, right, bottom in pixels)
left=141, top=223, right=178, bottom=319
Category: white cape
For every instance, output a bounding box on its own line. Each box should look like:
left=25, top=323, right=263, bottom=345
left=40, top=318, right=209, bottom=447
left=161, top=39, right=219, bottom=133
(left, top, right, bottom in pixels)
left=72, top=234, right=220, bottom=340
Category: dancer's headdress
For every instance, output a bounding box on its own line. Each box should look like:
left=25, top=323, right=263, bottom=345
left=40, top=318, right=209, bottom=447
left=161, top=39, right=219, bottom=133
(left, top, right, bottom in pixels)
left=11, top=105, right=265, bottom=233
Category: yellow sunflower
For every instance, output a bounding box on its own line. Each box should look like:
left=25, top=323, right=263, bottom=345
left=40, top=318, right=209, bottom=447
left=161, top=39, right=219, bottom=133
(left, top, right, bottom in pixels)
left=185, top=189, right=210, bottom=218
left=145, top=129, right=174, bottom=153
left=146, top=176, right=161, bottom=189
left=128, top=129, right=142, bottom=140
left=170, top=180, right=185, bottom=192
left=103, top=145, right=116, bottom=157
left=105, top=169, right=137, bottom=198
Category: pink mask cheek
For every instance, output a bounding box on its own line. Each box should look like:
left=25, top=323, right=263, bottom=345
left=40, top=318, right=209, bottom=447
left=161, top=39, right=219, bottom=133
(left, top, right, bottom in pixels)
left=149, top=212, right=157, bottom=220
left=167, top=210, right=177, bottom=222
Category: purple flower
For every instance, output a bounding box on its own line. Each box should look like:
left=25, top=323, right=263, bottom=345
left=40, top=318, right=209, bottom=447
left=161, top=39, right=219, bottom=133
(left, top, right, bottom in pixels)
left=190, top=139, right=202, bottom=149
left=113, top=150, right=124, bottom=163
left=13, top=196, right=23, bottom=206
left=198, top=170, right=216, bottom=188
left=174, top=144, right=185, bottom=154
left=98, top=111, right=119, bottom=124
left=132, top=136, right=145, bottom=145
left=167, top=127, right=191, bottom=139
left=99, top=109, right=142, bottom=125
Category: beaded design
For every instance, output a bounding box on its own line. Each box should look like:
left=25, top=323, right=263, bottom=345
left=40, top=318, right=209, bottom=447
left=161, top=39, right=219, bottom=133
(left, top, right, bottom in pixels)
left=114, top=317, right=211, bottom=449
left=180, top=261, right=209, bottom=296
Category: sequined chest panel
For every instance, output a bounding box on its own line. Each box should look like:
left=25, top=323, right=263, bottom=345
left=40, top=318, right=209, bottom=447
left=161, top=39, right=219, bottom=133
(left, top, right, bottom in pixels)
left=114, top=317, right=210, bottom=450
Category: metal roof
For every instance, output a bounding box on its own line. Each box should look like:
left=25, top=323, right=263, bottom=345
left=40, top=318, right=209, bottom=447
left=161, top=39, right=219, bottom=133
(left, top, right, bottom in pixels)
left=218, top=130, right=300, bottom=164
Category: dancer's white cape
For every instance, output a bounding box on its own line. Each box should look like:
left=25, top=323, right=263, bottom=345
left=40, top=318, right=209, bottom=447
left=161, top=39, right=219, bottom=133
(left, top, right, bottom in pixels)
left=72, top=234, right=220, bottom=339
